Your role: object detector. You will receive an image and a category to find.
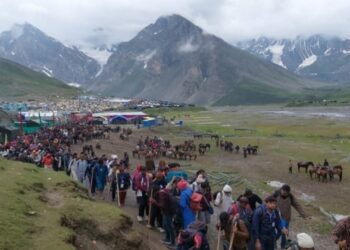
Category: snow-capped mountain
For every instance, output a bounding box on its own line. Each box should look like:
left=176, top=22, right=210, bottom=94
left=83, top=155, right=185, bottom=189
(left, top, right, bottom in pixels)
left=92, top=14, right=319, bottom=105
left=78, top=44, right=117, bottom=77
left=237, top=35, right=350, bottom=83
left=0, top=23, right=100, bottom=85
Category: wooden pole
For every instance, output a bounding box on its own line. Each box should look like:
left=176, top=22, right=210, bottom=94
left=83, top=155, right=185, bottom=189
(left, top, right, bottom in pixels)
left=228, top=222, right=237, bottom=250
left=148, top=187, right=154, bottom=226
left=116, top=171, right=121, bottom=207
left=216, top=225, right=221, bottom=250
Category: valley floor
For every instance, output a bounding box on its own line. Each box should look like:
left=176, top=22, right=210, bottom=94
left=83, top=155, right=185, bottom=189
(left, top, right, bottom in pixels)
left=69, top=110, right=349, bottom=250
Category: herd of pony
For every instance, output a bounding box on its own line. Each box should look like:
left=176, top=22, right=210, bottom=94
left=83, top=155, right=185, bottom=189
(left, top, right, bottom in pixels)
left=296, top=161, right=343, bottom=182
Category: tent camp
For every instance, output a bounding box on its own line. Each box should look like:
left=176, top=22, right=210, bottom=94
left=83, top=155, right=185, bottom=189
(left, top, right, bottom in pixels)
left=93, top=111, right=147, bottom=125
left=0, top=109, right=19, bottom=143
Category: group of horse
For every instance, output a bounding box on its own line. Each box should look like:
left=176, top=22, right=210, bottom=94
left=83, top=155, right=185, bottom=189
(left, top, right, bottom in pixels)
left=119, top=128, right=133, bottom=141
left=296, top=161, right=343, bottom=182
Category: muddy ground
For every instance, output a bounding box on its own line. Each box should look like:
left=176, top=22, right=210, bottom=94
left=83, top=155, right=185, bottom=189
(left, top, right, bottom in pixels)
left=71, top=125, right=339, bottom=250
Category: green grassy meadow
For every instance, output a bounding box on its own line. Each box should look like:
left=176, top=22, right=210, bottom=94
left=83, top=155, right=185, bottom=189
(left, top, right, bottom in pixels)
left=0, top=158, right=129, bottom=250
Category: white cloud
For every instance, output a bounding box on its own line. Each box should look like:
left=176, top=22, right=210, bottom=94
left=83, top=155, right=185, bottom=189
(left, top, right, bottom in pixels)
left=0, top=0, right=350, bottom=46
left=178, top=38, right=199, bottom=53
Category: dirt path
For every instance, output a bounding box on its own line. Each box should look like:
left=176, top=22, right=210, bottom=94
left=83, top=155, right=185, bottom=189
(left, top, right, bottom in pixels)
left=71, top=126, right=338, bottom=250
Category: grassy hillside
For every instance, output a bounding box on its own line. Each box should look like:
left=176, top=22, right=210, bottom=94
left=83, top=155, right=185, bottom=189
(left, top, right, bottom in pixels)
left=0, top=57, right=78, bottom=100
left=0, top=158, right=144, bottom=250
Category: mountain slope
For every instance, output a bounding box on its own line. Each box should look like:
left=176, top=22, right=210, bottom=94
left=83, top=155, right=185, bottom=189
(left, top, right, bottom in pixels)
left=237, top=35, right=350, bottom=84
left=0, top=158, right=146, bottom=250
left=0, top=23, right=100, bottom=85
left=0, top=57, right=78, bottom=99
left=92, top=15, right=322, bottom=105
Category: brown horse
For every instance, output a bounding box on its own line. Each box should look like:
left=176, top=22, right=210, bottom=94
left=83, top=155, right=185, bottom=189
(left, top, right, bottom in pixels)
left=316, top=167, right=328, bottom=182
left=329, top=165, right=343, bottom=182
left=309, top=164, right=320, bottom=179
left=297, top=161, right=314, bottom=173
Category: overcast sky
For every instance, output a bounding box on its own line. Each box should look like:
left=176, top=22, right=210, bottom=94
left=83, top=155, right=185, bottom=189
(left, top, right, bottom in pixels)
left=1, top=0, right=350, bottom=47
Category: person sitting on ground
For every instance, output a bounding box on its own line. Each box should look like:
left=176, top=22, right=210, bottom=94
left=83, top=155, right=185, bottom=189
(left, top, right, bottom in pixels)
left=218, top=211, right=249, bottom=250
left=214, top=184, right=234, bottom=214
left=286, top=233, right=315, bottom=250
left=332, top=216, right=350, bottom=250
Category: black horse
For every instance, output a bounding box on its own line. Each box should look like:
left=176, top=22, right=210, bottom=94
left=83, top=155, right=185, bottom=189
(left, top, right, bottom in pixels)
left=297, top=161, right=314, bottom=173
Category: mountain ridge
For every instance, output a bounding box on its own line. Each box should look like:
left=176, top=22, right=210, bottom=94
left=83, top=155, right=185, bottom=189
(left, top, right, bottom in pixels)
left=0, top=56, right=78, bottom=100
left=92, top=14, right=323, bottom=105
left=0, top=23, right=100, bottom=85
left=237, top=35, right=350, bottom=84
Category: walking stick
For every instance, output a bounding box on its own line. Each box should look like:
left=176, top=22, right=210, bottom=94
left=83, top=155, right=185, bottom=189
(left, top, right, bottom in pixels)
left=216, top=223, right=221, bottom=250
left=148, top=188, right=154, bottom=226
left=116, top=171, right=121, bottom=207
left=228, top=221, right=237, bottom=250
left=89, top=168, right=94, bottom=196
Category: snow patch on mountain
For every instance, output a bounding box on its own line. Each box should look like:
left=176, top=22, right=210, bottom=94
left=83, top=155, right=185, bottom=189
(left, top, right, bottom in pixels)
left=41, top=66, right=53, bottom=77
left=67, top=83, right=81, bottom=88
left=136, top=49, right=157, bottom=62
left=324, top=48, right=332, bottom=56
left=298, top=55, right=317, bottom=69
left=81, top=47, right=112, bottom=66
left=267, top=45, right=286, bottom=69
left=153, top=30, right=162, bottom=35
left=343, top=50, right=350, bottom=55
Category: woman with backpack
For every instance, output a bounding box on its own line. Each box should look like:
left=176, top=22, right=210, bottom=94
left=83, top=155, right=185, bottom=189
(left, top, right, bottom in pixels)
left=150, top=181, right=178, bottom=247
left=197, top=179, right=213, bottom=225
left=177, top=179, right=196, bottom=229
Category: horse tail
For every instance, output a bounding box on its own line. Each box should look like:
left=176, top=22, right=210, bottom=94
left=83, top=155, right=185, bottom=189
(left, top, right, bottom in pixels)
left=340, top=171, right=343, bottom=182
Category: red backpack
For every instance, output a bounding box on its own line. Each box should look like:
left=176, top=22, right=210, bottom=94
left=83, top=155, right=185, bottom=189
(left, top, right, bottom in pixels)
left=190, top=192, right=203, bottom=212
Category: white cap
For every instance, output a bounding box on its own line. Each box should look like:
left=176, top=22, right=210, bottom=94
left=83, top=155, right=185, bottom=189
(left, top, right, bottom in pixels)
left=297, top=233, right=314, bottom=248
left=111, top=154, right=118, bottom=159
left=223, top=184, right=232, bottom=192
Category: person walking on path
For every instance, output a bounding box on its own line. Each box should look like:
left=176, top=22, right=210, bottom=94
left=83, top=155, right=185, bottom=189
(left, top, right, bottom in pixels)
left=273, top=184, right=308, bottom=249
left=252, top=196, right=286, bottom=250
left=177, top=179, right=196, bottom=229
left=218, top=211, right=249, bottom=250
left=94, top=158, right=109, bottom=198
left=214, top=184, right=234, bottom=215
left=135, top=166, right=150, bottom=222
